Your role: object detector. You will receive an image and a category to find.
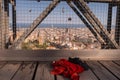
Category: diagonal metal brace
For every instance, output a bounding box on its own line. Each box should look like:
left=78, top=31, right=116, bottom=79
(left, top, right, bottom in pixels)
left=66, top=1, right=105, bottom=44
left=11, top=0, right=60, bottom=49
left=73, top=0, right=120, bottom=49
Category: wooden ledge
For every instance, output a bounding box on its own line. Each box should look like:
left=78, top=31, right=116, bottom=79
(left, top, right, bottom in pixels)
left=0, top=50, right=120, bottom=61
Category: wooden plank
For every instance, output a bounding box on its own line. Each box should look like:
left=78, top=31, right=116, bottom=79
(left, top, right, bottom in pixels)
left=57, top=76, right=68, bottom=80
left=11, top=62, right=37, bottom=80
left=0, top=62, right=21, bottom=80
left=113, top=60, right=120, bottom=65
left=35, top=62, right=54, bottom=80
left=0, top=50, right=120, bottom=61
left=99, top=61, right=120, bottom=79
left=57, top=75, right=69, bottom=80
left=86, top=61, right=118, bottom=80
left=0, top=62, right=7, bottom=69
left=80, top=69, right=98, bottom=80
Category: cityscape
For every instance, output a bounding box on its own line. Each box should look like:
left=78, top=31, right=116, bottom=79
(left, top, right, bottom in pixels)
left=9, top=27, right=104, bottom=50
left=5, top=0, right=119, bottom=49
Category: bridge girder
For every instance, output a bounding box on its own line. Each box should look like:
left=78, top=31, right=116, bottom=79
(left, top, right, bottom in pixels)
left=2, top=0, right=120, bottom=49
left=28, top=0, right=120, bottom=3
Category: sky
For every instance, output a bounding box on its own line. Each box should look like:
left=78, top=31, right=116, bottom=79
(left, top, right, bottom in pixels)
left=9, top=0, right=117, bottom=26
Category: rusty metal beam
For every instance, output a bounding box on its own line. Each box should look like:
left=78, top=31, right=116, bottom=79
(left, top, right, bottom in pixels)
left=73, top=0, right=120, bottom=49
left=107, top=3, right=113, bottom=33
left=66, top=1, right=105, bottom=44
left=85, top=0, right=120, bottom=3
left=12, top=0, right=17, bottom=40
left=0, top=0, right=4, bottom=49
left=102, top=3, right=113, bottom=49
left=73, top=1, right=107, bottom=46
left=4, top=0, right=9, bottom=49
left=0, top=0, right=9, bottom=49
left=115, top=4, right=120, bottom=46
left=30, top=0, right=120, bottom=3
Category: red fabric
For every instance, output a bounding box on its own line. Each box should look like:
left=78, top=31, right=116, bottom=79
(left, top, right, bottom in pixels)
left=51, top=59, right=84, bottom=80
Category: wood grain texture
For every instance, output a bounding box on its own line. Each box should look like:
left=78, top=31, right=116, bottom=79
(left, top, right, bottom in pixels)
left=0, top=62, right=7, bottom=68
left=80, top=69, right=98, bottom=80
left=0, top=50, right=120, bottom=61
left=86, top=61, right=118, bottom=80
left=35, top=62, right=54, bottom=80
left=11, top=62, right=37, bottom=80
left=99, top=61, right=120, bottom=79
left=0, top=61, right=119, bottom=80
left=0, top=62, right=21, bottom=80
left=113, top=60, right=120, bottom=66
left=57, top=75, right=69, bottom=80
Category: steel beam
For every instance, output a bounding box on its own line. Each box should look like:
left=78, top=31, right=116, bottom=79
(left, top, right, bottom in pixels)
left=4, top=0, right=9, bottom=48
left=115, top=4, right=120, bottom=45
left=0, top=0, right=3, bottom=49
left=107, top=3, right=113, bottom=33
left=12, top=0, right=17, bottom=40
left=0, top=0, right=9, bottom=49
left=102, top=3, right=113, bottom=49
left=11, top=0, right=60, bottom=49
left=73, top=1, right=107, bottom=46
left=85, top=0, right=120, bottom=3
left=73, top=0, right=120, bottom=49
left=30, top=0, right=120, bottom=3
left=66, top=1, right=105, bottom=44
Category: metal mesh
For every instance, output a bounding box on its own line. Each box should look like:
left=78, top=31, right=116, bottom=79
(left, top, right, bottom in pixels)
left=0, top=0, right=120, bottom=49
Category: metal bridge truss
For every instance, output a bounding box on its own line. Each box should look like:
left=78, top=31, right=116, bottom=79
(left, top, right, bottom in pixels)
left=0, top=0, right=120, bottom=49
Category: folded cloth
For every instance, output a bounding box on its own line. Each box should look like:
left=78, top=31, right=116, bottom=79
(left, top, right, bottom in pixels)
left=51, top=59, right=84, bottom=80
left=68, top=57, right=89, bottom=71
